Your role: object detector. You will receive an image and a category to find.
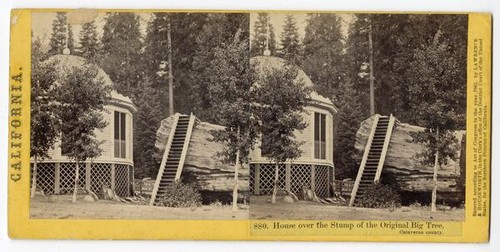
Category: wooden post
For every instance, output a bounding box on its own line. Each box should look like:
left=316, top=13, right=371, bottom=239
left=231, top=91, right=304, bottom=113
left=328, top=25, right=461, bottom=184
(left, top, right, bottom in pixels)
left=285, top=163, right=291, bottom=192
left=311, top=165, right=316, bottom=193
left=85, top=163, right=91, bottom=190
left=254, top=164, right=261, bottom=195
left=111, top=163, right=116, bottom=191
left=368, top=17, right=375, bottom=116
left=54, top=162, right=61, bottom=194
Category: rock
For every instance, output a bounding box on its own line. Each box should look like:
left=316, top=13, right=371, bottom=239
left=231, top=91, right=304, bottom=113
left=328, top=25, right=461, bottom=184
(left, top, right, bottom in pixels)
left=103, top=187, right=115, bottom=200
left=283, top=195, right=295, bottom=203
left=155, top=114, right=249, bottom=196
left=354, top=115, right=465, bottom=196
left=303, top=189, right=314, bottom=201
left=87, top=190, right=99, bottom=201
left=83, top=195, right=95, bottom=202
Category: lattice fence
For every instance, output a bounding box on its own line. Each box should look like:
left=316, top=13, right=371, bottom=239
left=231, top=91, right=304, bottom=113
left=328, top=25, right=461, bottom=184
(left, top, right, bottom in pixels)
left=314, top=165, right=330, bottom=198
left=128, top=165, right=134, bottom=193
left=90, top=163, right=112, bottom=194
left=115, top=164, right=129, bottom=197
left=59, top=162, right=86, bottom=194
left=249, top=164, right=255, bottom=194
left=257, top=163, right=286, bottom=195
left=290, top=164, right=311, bottom=195
left=30, top=163, right=55, bottom=194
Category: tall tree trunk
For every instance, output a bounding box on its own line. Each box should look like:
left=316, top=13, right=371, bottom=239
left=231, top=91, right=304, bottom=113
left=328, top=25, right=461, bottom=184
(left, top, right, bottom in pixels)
left=167, top=17, right=174, bottom=116
left=232, top=126, right=241, bottom=211
left=30, top=155, right=38, bottom=198
left=271, top=162, right=279, bottom=204
left=431, top=127, right=440, bottom=212
left=72, top=161, right=80, bottom=203
left=368, top=17, right=375, bottom=116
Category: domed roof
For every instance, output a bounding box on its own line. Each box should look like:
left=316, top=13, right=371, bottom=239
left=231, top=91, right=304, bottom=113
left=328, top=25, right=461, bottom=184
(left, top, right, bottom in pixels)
left=43, top=55, right=136, bottom=112
left=250, top=56, right=337, bottom=113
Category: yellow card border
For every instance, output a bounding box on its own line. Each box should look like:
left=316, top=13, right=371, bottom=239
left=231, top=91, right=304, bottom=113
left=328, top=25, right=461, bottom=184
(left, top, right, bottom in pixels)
left=8, top=9, right=491, bottom=242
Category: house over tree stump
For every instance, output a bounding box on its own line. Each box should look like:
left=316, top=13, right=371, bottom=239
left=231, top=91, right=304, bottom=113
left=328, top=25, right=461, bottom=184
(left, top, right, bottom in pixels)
left=354, top=115, right=466, bottom=205
left=30, top=55, right=137, bottom=198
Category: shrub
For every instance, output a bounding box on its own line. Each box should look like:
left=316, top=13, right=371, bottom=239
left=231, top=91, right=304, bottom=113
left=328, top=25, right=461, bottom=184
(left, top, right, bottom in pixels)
left=356, top=183, right=401, bottom=209
left=158, top=182, right=202, bottom=208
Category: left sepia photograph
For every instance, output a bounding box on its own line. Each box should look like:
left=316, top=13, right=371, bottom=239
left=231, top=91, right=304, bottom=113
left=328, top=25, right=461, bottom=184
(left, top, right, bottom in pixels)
left=29, top=11, right=251, bottom=220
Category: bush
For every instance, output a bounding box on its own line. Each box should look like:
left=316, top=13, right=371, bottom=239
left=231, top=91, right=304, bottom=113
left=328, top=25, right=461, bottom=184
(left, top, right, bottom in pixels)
left=356, top=183, right=401, bottom=209
left=158, top=182, right=202, bottom=208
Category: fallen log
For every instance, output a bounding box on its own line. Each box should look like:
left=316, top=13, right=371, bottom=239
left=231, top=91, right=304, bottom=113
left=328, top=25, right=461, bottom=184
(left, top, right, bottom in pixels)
left=354, top=115, right=466, bottom=199
left=155, top=114, right=248, bottom=202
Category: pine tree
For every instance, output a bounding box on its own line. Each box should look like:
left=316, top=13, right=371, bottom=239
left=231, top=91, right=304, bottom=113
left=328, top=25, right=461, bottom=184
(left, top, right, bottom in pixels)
left=101, top=13, right=143, bottom=98
left=301, top=14, right=344, bottom=102
left=133, top=81, right=163, bottom=179
left=143, top=13, right=207, bottom=115
left=279, top=15, right=301, bottom=64
left=48, top=12, right=74, bottom=55
left=78, top=21, right=100, bottom=62
left=191, top=13, right=249, bottom=123
left=251, top=13, right=276, bottom=56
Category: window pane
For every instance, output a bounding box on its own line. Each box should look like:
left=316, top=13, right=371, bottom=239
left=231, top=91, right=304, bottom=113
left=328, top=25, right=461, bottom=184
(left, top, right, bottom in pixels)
left=120, top=113, right=126, bottom=140
left=321, top=141, right=326, bottom=159
left=314, top=113, right=319, bottom=141
left=114, top=111, right=119, bottom=140
left=314, top=140, right=320, bottom=159
left=114, top=139, right=120, bottom=157
left=320, top=114, right=326, bottom=142
left=121, top=140, right=126, bottom=158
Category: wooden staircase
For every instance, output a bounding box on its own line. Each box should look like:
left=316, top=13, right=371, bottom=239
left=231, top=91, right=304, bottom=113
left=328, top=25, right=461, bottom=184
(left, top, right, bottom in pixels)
left=349, top=114, right=396, bottom=207
left=150, top=113, right=195, bottom=206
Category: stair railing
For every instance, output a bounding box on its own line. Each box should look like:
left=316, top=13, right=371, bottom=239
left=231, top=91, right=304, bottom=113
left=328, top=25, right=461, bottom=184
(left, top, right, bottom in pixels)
left=174, top=113, right=195, bottom=182
left=349, top=114, right=380, bottom=207
left=150, top=113, right=180, bottom=206
left=374, top=114, right=396, bottom=183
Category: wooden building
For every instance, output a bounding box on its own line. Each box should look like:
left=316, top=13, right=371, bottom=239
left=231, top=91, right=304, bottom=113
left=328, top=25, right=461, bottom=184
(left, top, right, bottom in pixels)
left=30, top=55, right=137, bottom=197
left=249, top=56, right=337, bottom=198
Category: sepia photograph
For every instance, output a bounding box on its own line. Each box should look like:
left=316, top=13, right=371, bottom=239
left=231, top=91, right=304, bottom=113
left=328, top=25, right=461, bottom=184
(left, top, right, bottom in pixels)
left=29, top=11, right=466, bottom=222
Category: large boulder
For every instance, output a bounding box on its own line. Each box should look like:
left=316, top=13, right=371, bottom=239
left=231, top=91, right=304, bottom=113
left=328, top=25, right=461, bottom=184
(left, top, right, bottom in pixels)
left=155, top=114, right=249, bottom=202
left=354, top=115, right=465, bottom=196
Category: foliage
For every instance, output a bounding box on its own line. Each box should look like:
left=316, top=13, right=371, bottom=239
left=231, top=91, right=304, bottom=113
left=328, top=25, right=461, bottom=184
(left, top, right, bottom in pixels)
left=191, top=13, right=250, bottom=123
left=254, top=63, right=310, bottom=164
left=101, top=13, right=144, bottom=98
left=406, top=16, right=466, bottom=167
left=133, top=81, right=164, bottom=179
left=206, top=29, right=258, bottom=165
left=55, top=63, right=111, bottom=161
left=144, top=13, right=208, bottom=115
left=30, top=60, right=60, bottom=160
left=158, top=182, right=202, bottom=208
left=278, top=15, right=301, bottom=64
left=78, top=21, right=100, bottom=62
left=332, top=79, right=366, bottom=179
left=355, top=183, right=401, bottom=208
left=251, top=13, right=277, bottom=57
left=48, top=12, right=74, bottom=56
left=301, top=13, right=344, bottom=102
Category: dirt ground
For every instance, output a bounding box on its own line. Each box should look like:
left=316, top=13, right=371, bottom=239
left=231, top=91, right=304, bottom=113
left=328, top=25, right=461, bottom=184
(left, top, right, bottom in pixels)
left=249, top=196, right=465, bottom=221
left=30, top=195, right=464, bottom=221
left=30, top=195, right=248, bottom=220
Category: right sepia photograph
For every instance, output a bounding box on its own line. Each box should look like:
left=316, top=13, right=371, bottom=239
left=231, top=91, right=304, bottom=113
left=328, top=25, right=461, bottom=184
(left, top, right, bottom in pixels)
left=247, top=13, right=467, bottom=221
